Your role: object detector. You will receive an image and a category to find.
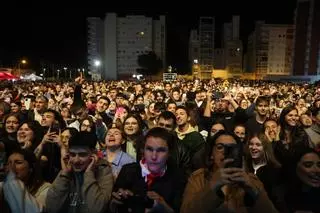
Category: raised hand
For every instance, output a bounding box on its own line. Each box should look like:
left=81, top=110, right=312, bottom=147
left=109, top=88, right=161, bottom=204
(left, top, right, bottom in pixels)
left=85, top=154, right=98, bottom=173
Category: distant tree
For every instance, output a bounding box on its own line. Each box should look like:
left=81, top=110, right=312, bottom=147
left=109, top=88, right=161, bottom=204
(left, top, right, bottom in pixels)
left=137, top=51, right=163, bottom=76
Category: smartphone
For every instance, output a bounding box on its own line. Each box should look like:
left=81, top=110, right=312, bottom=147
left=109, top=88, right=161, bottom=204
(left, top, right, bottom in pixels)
left=224, top=143, right=243, bottom=168
left=50, top=123, right=60, bottom=135
left=25, top=98, right=31, bottom=110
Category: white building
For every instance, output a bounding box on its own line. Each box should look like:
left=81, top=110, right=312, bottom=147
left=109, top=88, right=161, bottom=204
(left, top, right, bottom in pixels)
left=87, top=13, right=166, bottom=80
left=246, top=22, right=294, bottom=77
left=267, top=25, right=294, bottom=75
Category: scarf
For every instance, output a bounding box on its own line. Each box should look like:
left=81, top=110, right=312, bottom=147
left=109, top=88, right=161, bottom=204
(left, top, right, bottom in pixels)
left=140, top=159, right=166, bottom=189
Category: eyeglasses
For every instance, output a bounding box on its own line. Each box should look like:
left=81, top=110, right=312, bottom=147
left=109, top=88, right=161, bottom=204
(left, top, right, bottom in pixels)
left=214, top=143, right=225, bottom=152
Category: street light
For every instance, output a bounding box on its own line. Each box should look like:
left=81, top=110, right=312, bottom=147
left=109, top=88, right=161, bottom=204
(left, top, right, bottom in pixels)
left=18, top=59, right=27, bottom=76
left=57, top=69, right=60, bottom=79
left=94, top=60, right=101, bottom=67
left=93, top=60, right=101, bottom=80
left=63, top=67, right=67, bottom=78
left=43, top=68, right=46, bottom=78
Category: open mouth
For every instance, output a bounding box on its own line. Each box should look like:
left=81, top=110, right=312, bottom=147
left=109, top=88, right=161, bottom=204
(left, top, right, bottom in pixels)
left=18, top=134, right=26, bottom=139
left=250, top=150, right=259, bottom=156
left=108, top=138, right=116, bottom=143
left=309, top=174, right=320, bottom=183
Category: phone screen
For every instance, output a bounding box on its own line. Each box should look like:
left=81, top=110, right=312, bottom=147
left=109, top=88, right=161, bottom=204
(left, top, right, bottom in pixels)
left=224, top=143, right=243, bottom=168
left=50, top=123, right=60, bottom=135
left=25, top=98, right=31, bottom=110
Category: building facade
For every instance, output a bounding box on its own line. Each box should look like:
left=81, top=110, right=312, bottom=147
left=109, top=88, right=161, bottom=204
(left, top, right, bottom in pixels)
left=87, top=13, right=166, bottom=80
left=246, top=21, right=294, bottom=77
left=292, top=0, right=320, bottom=76
left=223, top=16, right=243, bottom=76
left=199, top=17, right=215, bottom=79
left=87, top=17, right=105, bottom=78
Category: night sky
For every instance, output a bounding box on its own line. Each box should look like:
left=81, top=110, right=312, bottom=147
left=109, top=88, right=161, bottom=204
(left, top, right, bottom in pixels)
left=0, top=1, right=296, bottom=73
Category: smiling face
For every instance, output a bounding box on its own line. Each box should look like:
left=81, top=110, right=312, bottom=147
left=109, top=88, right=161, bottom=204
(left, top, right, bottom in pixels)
left=249, top=137, right=264, bottom=161
left=17, top=123, right=34, bottom=146
left=296, top=153, right=320, bottom=188
left=124, top=117, right=139, bottom=136
left=5, top=116, right=19, bottom=134
left=285, top=109, right=299, bottom=127
left=264, top=120, right=278, bottom=140
left=69, top=147, right=92, bottom=172
left=175, top=108, right=189, bottom=127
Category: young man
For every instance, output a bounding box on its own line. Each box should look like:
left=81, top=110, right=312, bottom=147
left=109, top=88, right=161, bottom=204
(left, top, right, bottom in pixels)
left=46, top=132, right=113, bottom=213
left=156, top=111, right=191, bottom=174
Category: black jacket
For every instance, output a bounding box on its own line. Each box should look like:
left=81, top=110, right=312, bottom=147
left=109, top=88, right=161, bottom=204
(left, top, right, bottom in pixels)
left=247, top=164, right=286, bottom=212
left=112, top=162, right=186, bottom=213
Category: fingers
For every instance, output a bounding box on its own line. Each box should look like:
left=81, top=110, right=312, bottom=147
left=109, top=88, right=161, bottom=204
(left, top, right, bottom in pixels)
left=222, top=167, right=243, bottom=174
left=113, top=189, right=133, bottom=200
left=221, top=159, right=234, bottom=168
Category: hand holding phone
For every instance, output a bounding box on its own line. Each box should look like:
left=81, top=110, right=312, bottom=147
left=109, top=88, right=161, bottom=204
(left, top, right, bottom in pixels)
left=224, top=143, right=243, bottom=168
left=50, top=123, right=60, bottom=135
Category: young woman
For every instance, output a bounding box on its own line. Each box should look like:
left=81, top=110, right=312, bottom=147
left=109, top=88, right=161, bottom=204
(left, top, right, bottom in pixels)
left=122, top=114, right=144, bottom=160
left=1, top=113, right=21, bottom=156
left=181, top=130, right=277, bottom=213
left=102, top=127, right=135, bottom=180
left=285, top=148, right=320, bottom=213
left=246, top=133, right=285, bottom=211
left=0, top=149, right=51, bottom=212
left=273, top=105, right=310, bottom=182
left=17, top=121, right=43, bottom=151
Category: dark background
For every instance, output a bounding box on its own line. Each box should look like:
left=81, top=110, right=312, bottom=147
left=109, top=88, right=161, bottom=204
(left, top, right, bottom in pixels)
left=0, top=1, right=296, bottom=73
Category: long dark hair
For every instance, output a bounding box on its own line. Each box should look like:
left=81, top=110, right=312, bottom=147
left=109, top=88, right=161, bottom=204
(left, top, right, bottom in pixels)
left=9, top=149, right=44, bottom=195
left=18, top=121, right=44, bottom=151
left=3, top=113, right=21, bottom=135
left=279, top=105, right=309, bottom=147
left=278, top=105, right=298, bottom=140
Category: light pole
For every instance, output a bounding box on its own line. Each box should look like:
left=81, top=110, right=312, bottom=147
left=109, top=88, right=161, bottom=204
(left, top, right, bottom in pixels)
left=57, top=69, right=60, bottom=79
left=43, top=68, right=46, bottom=79
left=94, top=60, right=101, bottom=80
left=63, top=67, right=67, bottom=78
left=18, top=59, right=27, bottom=76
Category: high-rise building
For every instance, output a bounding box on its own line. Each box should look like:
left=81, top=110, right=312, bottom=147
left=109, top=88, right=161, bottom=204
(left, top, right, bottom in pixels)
left=292, top=0, right=320, bottom=76
left=189, top=30, right=200, bottom=63
left=221, top=16, right=243, bottom=76
left=246, top=21, right=294, bottom=77
left=189, top=30, right=200, bottom=75
left=267, top=26, right=294, bottom=75
left=87, top=13, right=166, bottom=80
left=199, top=17, right=215, bottom=79
left=213, top=48, right=225, bottom=69
left=87, top=17, right=105, bottom=77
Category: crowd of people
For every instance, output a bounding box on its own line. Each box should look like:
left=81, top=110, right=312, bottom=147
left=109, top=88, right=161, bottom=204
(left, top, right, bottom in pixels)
left=0, top=75, right=319, bottom=213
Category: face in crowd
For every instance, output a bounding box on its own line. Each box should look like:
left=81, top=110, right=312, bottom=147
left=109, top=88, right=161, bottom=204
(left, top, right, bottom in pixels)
left=296, top=152, right=320, bottom=188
